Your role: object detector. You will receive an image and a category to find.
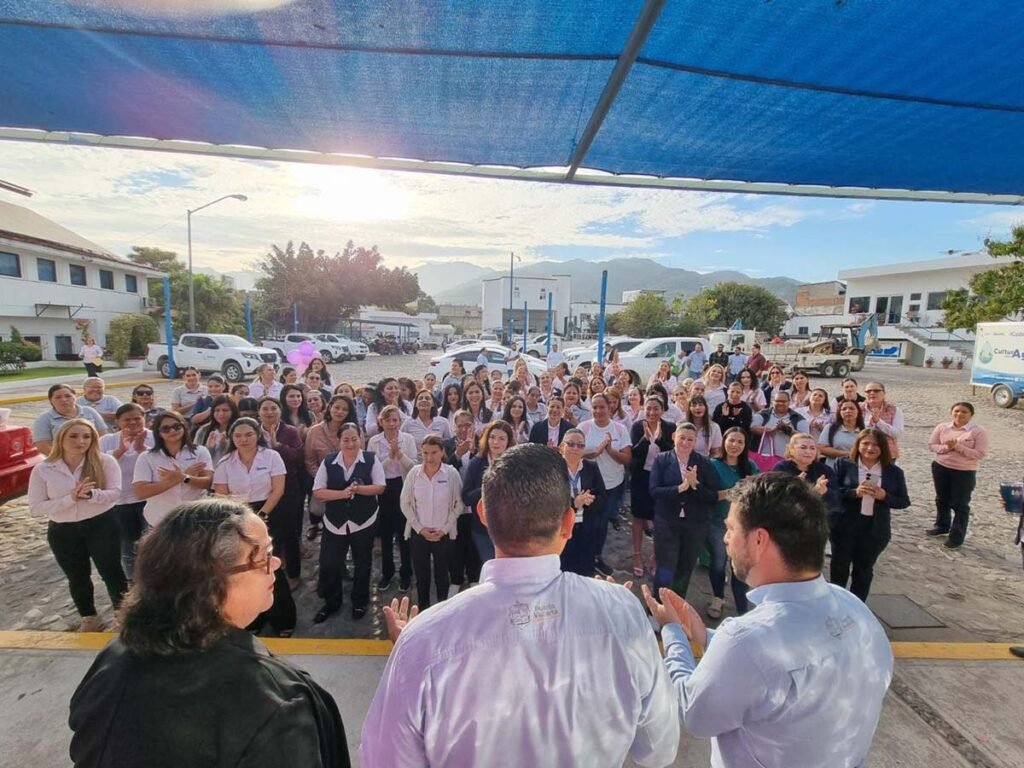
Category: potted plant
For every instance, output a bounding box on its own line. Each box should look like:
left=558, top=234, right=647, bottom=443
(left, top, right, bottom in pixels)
left=955, top=356, right=965, bottom=370
left=924, top=355, right=934, bottom=368
left=940, top=356, right=953, bottom=369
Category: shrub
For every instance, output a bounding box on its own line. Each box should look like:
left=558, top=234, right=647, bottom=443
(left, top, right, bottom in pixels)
left=107, top=315, right=160, bottom=367
left=0, top=341, right=35, bottom=374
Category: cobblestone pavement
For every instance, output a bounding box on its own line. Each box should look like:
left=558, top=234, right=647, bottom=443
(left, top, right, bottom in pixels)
left=2, top=356, right=1022, bottom=641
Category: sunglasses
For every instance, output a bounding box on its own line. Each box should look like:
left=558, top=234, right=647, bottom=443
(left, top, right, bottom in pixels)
left=134, top=390, right=154, bottom=396
left=158, top=422, right=185, bottom=433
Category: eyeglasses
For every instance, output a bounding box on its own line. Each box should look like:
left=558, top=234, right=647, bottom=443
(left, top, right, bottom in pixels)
left=228, top=545, right=276, bottom=575
left=158, top=423, right=185, bottom=433
left=564, top=441, right=585, bottom=448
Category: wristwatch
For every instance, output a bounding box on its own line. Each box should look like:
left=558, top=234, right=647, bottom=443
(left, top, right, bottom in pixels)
left=182, top=476, right=191, bottom=485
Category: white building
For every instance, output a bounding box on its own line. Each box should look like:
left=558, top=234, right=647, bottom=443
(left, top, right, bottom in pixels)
left=782, top=253, right=999, bottom=365
left=569, top=300, right=628, bottom=337
left=0, top=201, right=164, bottom=361
left=352, top=306, right=437, bottom=341
left=481, top=275, right=571, bottom=337
left=622, top=288, right=666, bottom=303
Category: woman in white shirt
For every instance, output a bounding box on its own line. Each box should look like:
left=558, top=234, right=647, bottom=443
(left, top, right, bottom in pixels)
left=646, top=360, right=677, bottom=392
left=99, top=403, right=154, bottom=581
left=367, top=405, right=417, bottom=591
left=736, top=368, right=767, bottom=411
left=401, top=389, right=454, bottom=459
left=701, top=364, right=729, bottom=414
left=78, top=335, right=104, bottom=377
left=365, top=377, right=412, bottom=438
left=501, top=395, right=532, bottom=444
left=133, top=411, right=214, bottom=528
left=249, top=363, right=282, bottom=400
left=686, top=395, right=723, bottom=458
left=27, top=419, right=126, bottom=632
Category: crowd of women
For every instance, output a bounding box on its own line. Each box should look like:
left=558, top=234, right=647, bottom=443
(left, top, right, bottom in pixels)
left=27, top=349, right=989, bottom=634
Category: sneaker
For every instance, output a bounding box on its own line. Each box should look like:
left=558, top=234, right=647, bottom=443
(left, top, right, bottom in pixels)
left=926, top=526, right=951, bottom=536
left=79, top=615, right=104, bottom=633
left=707, top=597, right=724, bottom=619
left=594, top=559, right=613, bottom=577
left=399, top=576, right=412, bottom=593
left=377, top=575, right=394, bottom=591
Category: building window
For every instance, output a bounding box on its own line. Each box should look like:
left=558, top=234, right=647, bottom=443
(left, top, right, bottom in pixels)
left=37, top=258, right=57, bottom=282
left=125, top=274, right=138, bottom=293
left=99, top=269, right=114, bottom=289
left=927, top=291, right=948, bottom=311
left=55, top=335, right=73, bottom=357
left=0, top=252, right=21, bottom=277
left=70, top=264, right=87, bottom=286
left=848, top=296, right=870, bottom=314
left=910, top=292, right=921, bottom=301
left=798, top=326, right=809, bottom=336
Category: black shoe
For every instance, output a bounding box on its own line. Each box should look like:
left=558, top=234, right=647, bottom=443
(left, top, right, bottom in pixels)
left=643, top=528, right=653, bottom=540
left=926, top=526, right=950, bottom=536
left=313, top=606, right=337, bottom=624
left=610, top=518, right=622, bottom=532
left=377, top=575, right=394, bottom=591
left=595, top=559, right=613, bottom=577
left=352, top=606, right=367, bottom=620
left=944, top=538, right=964, bottom=549
left=399, top=577, right=412, bottom=593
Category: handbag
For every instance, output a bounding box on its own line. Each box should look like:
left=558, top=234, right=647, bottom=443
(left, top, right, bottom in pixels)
left=751, top=431, right=782, bottom=472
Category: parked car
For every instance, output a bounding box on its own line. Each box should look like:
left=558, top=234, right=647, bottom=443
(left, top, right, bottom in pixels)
left=563, top=337, right=644, bottom=370
left=261, top=333, right=348, bottom=364
left=146, top=334, right=279, bottom=382
left=615, top=336, right=706, bottom=384
left=523, top=333, right=566, bottom=358
left=314, top=333, right=368, bottom=360
left=478, top=331, right=500, bottom=343
left=429, top=344, right=548, bottom=378
left=444, top=338, right=478, bottom=351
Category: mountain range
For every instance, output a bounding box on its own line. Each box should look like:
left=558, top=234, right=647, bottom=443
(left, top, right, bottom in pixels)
left=412, top=258, right=800, bottom=306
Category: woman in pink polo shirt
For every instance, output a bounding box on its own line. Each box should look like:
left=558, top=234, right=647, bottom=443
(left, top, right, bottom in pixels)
left=927, top=401, right=989, bottom=549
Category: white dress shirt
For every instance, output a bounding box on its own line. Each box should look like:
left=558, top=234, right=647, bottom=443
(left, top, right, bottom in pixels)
left=579, top=419, right=630, bottom=488
left=27, top=454, right=122, bottom=523
left=662, top=575, right=893, bottom=768
left=312, top=451, right=386, bottom=535
left=248, top=381, right=282, bottom=400
left=213, top=447, right=286, bottom=503
left=367, top=432, right=417, bottom=479
left=364, top=401, right=412, bottom=437
left=361, top=555, right=679, bottom=768
left=132, top=446, right=213, bottom=526
left=401, top=416, right=453, bottom=459
left=99, top=431, right=155, bottom=504
left=400, top=463, right=463, bottom=538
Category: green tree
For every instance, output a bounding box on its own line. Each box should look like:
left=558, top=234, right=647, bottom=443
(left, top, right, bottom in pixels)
left=127, top=246, right=245, bottom=338
left=615, top=293, right=673, bottom=337
left=413, top=290, right=438, bottom=315
left=696, top=282, right=788, bottom=334
left=943, top=224, right=1024, bottom=330
left=106, top=315, right=160, bottom=366
left=682, top=293, right=721, bottom=331
left=256, top=241, right=420, bottom=331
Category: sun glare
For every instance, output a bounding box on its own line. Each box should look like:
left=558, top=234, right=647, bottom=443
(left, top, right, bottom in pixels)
left=288, top=165, right=412, bottom=223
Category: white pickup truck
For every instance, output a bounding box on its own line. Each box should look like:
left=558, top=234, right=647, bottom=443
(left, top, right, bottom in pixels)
left=146, top=334, right=279, bottom=382
left=260, top=333, right=349, bottom=364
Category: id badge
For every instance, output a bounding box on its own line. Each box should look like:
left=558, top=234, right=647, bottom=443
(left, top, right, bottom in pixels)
left=574, top=508, right=584, bottom=524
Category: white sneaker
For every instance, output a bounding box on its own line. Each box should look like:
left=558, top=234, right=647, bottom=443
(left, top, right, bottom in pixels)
left=707, top=597, right=724, bottom=619
left=79, top=615, right=105, bottom=633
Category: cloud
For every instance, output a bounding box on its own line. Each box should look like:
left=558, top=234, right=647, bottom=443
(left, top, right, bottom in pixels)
left=960, top=209, right=1024, bottom=236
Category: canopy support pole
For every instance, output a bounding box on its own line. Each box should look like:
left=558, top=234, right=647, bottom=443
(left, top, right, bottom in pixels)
left=565, top=0, right=666, bottom=181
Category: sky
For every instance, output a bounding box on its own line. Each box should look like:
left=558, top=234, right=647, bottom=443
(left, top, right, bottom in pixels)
left=0, top=141, right=1020, bottom=289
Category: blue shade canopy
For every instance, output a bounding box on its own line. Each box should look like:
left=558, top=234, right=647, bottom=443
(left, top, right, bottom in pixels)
left=1, top=0, right=1022, bottom=203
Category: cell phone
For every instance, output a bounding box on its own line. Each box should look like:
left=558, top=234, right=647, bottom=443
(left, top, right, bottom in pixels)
left=864, top=473, right=879, bottom=487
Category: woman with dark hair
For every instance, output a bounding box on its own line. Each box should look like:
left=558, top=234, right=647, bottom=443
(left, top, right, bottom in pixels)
left=439, top=383, right=463, bottom=427
left=280, top=384, right=313, bottom=439
left=797, top=387, right=832, bottom=442
left=306, top=389, right=326, bottom=424
left=818, top=399, right=866, bottom=468
left=926, top=402, right=989, bottom=548
left=460, top=380, right=493, bottom=436
left=365, top=377, right=412, bottom=438
left=194, top=395, right=239, bottom=465
left=131, top=384, right=161, bottom=429
left=833, top=428, right=910, bottom=599
left=735, top=368, right=766, bottom=411
left=133, top=411, right=213, bottom=529
left=69, top=498, right=351, bottom=768
left=685, top=395, right=723, bottom=458
left=307, top=355, right=333, bottom=389
left=236, top=397, right=260, bottom=419
left=229, top=383, right=250, bottom=404
left=789, top=370, right=812, bottom=410
left=713, top=382, right=753, bottom=435
left=760, top=365, right=792, bottom=406
left=558, top=427, right=606, bottom=576
left=313, top=423, right=387, bottom=622
left=190, top=374, right=227, bottom=430
left=32, top=383, right=107, bottom=454
left=213, top=418, right=295, bottom=636
left=402, top=389, right=453, bottom=459
left=304, top=395, right=360, bottom=541
left=440, top=358, right=466, bottom=390
left=397, top=377, right=418, bottom=405
left=501, top=395, right=531, bottom=444
left=461, top=420, right=514, bottom=563
left=28, top=419, right=126, bottom=632
left=561, top=380, right=589, bottom=426
left=257, top=397, right=305, bottom=590
left=709, top=427, right=759, bottom=617
left=279, top=366, right=299, bottom=386
left=629, top=396, right=675, bottom=578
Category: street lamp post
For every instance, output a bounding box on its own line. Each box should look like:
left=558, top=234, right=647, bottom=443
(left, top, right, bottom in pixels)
left=187, top=194, right=248, bottom=332
left=508, top=251, right=521, bottom=345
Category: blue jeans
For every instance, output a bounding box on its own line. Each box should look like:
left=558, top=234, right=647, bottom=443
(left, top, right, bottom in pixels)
left=706, top=518, right=727, bottom=599
left=592, top=482, right=625, bottom=562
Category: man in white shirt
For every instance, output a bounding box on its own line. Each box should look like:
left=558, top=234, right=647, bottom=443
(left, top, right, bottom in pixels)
left=546, top=342, right=564, bottom=371
left=361, top=443, right=679, bottom=768
left=475, top=347, right=489, bottom=367
left=78, top=377, right=122, bottom=429
left=644, top=473, right=893, bottom=768
left=726, top=346, right=748, bottom=383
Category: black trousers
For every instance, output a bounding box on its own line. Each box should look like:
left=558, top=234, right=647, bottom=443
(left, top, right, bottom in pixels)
left=267, top=486, right=303, bottom=579
left=410, top=532, right=454, bottom=610
left=449, top=513, right=481, bottom=585
left=247, top=499, right=296, bottom=635
left=560, top=519, right=596, bottom=576
left=653, top=515, right=710, bottom=598
left=932, top=462, right=976, bottom=543
left=47, top=511, right=127, bottom=617
left=320, top=522, right=376, bottom=611
left=111, top=501, right=147, bottom=581
left=83, top=362, right=103, bottom=377
left=378, top=478, right=412, bottom=581
left=829, top=514, right=888, bottom=601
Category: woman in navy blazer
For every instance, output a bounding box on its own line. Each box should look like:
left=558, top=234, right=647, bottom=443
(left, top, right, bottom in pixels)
left=648, top=422, right=721, bottom=597
left=528, top=396, right=573, bottom=448
left=559, top=428, right=606, bottom=576
left=771, top=432, right=841, bottom=526
left=833, top=428, right=910, bottom=600
left=760, top=364, right=793, bottom=406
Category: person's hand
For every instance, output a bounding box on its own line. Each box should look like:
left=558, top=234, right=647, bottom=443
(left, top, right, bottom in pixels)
left=814, top=474, right=829, bottom=495
left=642, top=586, right=708, bottom=647
left=684, top=464, right=699, bottom=487
left=456, top=438, right=472, bottom=457
left=945, top=438, right=958, bottom=450
left=118, top=429, right=135, bottom=453
left=642, top=584, right=682, bottom=627
left=73, top=481, right=96, bottom=500
left=574, top=489, right=595, bottom=508
left=383, top=596, right=419, bottom=644
left=601, top=434, right=613, bottom=452
left=389, top=438, right=401, bottom=459
left=183, top=461, right=207, bottom=477
left=158, top=465, right=185, bottom=485
left=133, top=430, right=148, bottom=452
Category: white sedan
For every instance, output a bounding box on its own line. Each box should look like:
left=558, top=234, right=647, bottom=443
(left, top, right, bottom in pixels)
left=429, top=343, right=549, bottom=378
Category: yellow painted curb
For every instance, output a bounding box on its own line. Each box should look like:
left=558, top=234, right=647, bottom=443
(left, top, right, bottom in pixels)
left=0, top=378, right=165, bottom=405
left=0, top=631, right=1020, bottom=661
